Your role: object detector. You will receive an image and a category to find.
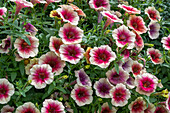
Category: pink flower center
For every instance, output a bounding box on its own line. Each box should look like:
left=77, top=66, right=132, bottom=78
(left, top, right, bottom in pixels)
left=101, top=107, right=111, bottom=113
left=148, top=10, right=157, bottom=19
left=119, top=34, right=127, bottom=41
left=113, top=88, right=126, bottom=101
left=39, top=73, right=46, bottom=80
left=0, top=84, right=9, bottom=98
left=66, top=31, right=75, bottom=39
left=133, top=23, right=138, bottom=29
left=68, top=50, right=77, bottom=57
left=98, top=53, right=107, bottom=61
left=143, top=81, right=151, bottom=88
left=0, top=9, right=3, bottom=16
left=77, top=90, right=85, bottom=98
left=22, top=107, right=35, bottom=113
left=54, top=44, right=60, bottom=50
left=22, top=42, right=29, bottom=48
left=98, top=83, right=111, bottom=95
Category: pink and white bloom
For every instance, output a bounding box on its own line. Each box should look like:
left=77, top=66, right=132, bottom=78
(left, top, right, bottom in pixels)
left=131, top=61, right=143, bottom=77
left=0, top=36, right=12, bottom=54
left=49, top=36, right=63, bottom=56
left=144, top=103, right=156, bottom=113
left=14, top=35, right=39, bottom=58
left=28, top=64, right=54, bottom=89
left=118, top=48, right=130, bottom=61
left=59, top=23, right=84, bottom=44
left=147, top=48, right=163, bottom=64
left=161, top=35, right=170, bottom=50
left=25, top=58, right=39, bottom=75
left=118, top=4, right=141, bottom=14
left=94, top=78, right=113, bottom=98
left=10, top=0, right=33, bottom=15
left=110, top=83, right=131, bottom=107
left=89, top=0, right=110, bottom=11
left=59, top=44, right=84, bottom=64
left=1, top=105, right=14, bottom=113
left=133, top=31, right=144, bottom=52
left=89, top=45, right=116, bottom=68
left=135, top=73, right=158, bottom=96
left=98, top=102, right=117, bottom=113
left=14, top=52, right=24, bottom=61
left=127, top=15, right=147, bottom=34
left=69, top=3, right=86, bottom=17
left=39, top=51, right=65, bottom=75
left=148, top=21, right=160, bottom=39
left=145, top=7, right=161, bottom=22
left=44, top=0, right=61, bottom=10
left=128, top=97, right=147, bottom=113
left=71, top=84, right=93, bottom=106
left=106, top=67, right=129, bottom=85
left=15, top=102, right=40, bottom=113
left=75, top=68, right=92, bottom=87
left=119, top=58, right=133, bottom=73
left=112, top=25, right=136, bottom=49
left=41, top=99, right=65, bottom=113
left=56, top=5, right=79, bottom=25
left=0, top=7, right=7, bottom=18
left=154, top=105, right=169, bottom=113
left=166, top=93, right=170, bottom=111
left=0, top=78, right=14, bottom=104
left=126, top=76, right=135, bottom=89
left=30, top=0, right=47, bottom=5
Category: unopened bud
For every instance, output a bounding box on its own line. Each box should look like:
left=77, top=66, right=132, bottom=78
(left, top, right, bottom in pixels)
left=144, top=43, right=154, bottom=47
left=62, top=75, right=69, bottom=79
left=85, top=65, right=90, bottom=69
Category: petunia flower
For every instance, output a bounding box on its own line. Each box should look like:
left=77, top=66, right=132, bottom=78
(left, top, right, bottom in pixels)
left=44, top=0, right=61, bottom=10
left=28, top=64, right=54, bottom=89
left=14, top=35, right=39, bottom=58
left=14, top=52, right=24, bottom=61
left=25, top=58, right=39, bottom=75
left=98, top=102, right=117, bottom=113
left=59, top=23, right=84, bottom=44
left=148, top=21, right=160, bottom=39
left=75, top=68, right=92, bottom=87
left=135, top=73, right=158, bottom=96
left=0, top=7, right=7, bottom=19
left=30, top=0, right=47, bottom=5
left=71, top=84, right=93, bottom=106
left=128, top=97, right=147, bottom=113
left=10, top=0, right=33, bottom=15
left=89, top=45, right=116, bottom=68
left=15, top=102, right=40, bottom=113
left=89, top=0, right=110, bottom=11
left=41, top=99, right=65, bottom=113
left=144, top=103, right=156, bottom=113
left=112, top=25, right=136, bottom=49
left=0, top=36, right=12, bottom=54
left=94, top=78, right=113, bottom=98
left=110, top=83, right=131, bottom=107
left=118, top=4, right=141, bottom=14
left=147, top=48, right=163, bottom=64
left=126, top=76, right=135, bottom=89
left=106, top=67, right=129, bottom=85
left=0, top=78, right=15, bottom=104
left=166, top=93, right=170, bottom=111
left=118, top=47, right=130, bottom=61
left=118, top=58, right=133, bottom=73
left=50, top=10, right=61, bottom=18
left=131, top=61, right=143, bottom=77
left=127, top=15, right=147, bottom=34
left=39, top=51, right=66, bottom=75
left=161, top=35, right=170, bottom=50
left=145, top=7, right=161, bottom=22
left=84, top=47, right=92, bottom=64
left=154, top=105, right=169, bottom=113
left=69, top=3, right=86, bottom=17
left=0, top=105, right=15, bottom=113
left=56, top=5, right=79, bottom=25
left=59, top=44, right=84, bottom=64
left=133, top=30, right=144, bottom=52
left=49, top=36, right=63, bottom=56
left=23, top=22, right=38, bottom=36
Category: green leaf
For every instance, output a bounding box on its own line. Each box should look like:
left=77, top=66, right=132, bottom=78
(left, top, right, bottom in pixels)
left=11, top=72, right=17, bottom=82
left=21, top=35, right=31, bottom=46
left=114, top=62, right=119, bottom=74
left=55, top=86, right=67, bottom=94
left=19, top=61, right=25, bottom=76
left=20, top=90, right=26, bottom=97
left=43, top=28, right=58, bottom=36
left=48, top=83, right=55, bottom=94
left=24, top=86, right=32, bottom=93
left=98, top=103, right=102, bottom=113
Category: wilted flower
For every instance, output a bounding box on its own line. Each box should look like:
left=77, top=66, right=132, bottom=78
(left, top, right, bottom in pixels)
left=28, top=64, right=54, bottom=89
left=14, top=52, right=24, bottom=61
left=75, top=68, right=92, bottom=87
left=23, top=22, right=38, bottom=36
left=119, top=58, right=133, bottom=73
left=0, top=36, right=12, bottom=54
left=39, top=51, right=66, bottom=75
left=10, top=0, right=33, bottom=15
left=59, top=44, right=84, bottom=64
left=59, top=23, right=84, bottom=44
left=154, top=105, right=169, bottom=113
left=112, top=25, right=136, bottom=49
left=147, top=48, right=163, bottom=64
left=126, top=76, right=135, bottom=89
left=15, top=102, right=40, bottom=113
left=71, top=84, right=93, bottom=106
left=50, top=10, right=60, bottom=18
left=145, top=7, right=161, bottom=22
left=89, top=45, right=116, bottom=68
left=56, top=5, right=79, bottom=25
left=25, top=58, right=39, bottom=75
left=118, top=4, right=141, bottom=14
left=30, top=0, right=47, bottom=5
left=14, top=35, right=39, bottom=58
left=0, top=78, right=15, bottom=104
left=94, top=78, right=113, bottom=98
left=148, top=21, right=160, bottom=39
left=161, top=35, right=170, bottom=50
left=106, top=67, right=129, bottom=85
left=49, top=36, right=63, bottom=56
left=110, top=83, right=131, bottom=107
left=84, top=47, right=92, bottom=64
left=119, top=48, right=130, bottom=61
left=44, top=0, right=61, bottom=10
left=144, top=103, right=156, bottom=113
left=128, top=97, right=147, bottom=113
left=131, top=61, right=143, bottom=77
left=0, top=105, right=15, bottom=113
left=133, top=31, right=144, bottom=52
left=98, top=102, right=117, bottom=113
left=0, top=7, right=7, bottom=19
left=135, top=73, right=158, bottom=96
left=41, top=99, right=65, bottom=113
left=127, top=15, right=147, bottom=34
left=166, top=93, right=170, bottom=111
left=69, top=3, right=86, bottom=17
left=89, top=0, right=110, bottom=11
